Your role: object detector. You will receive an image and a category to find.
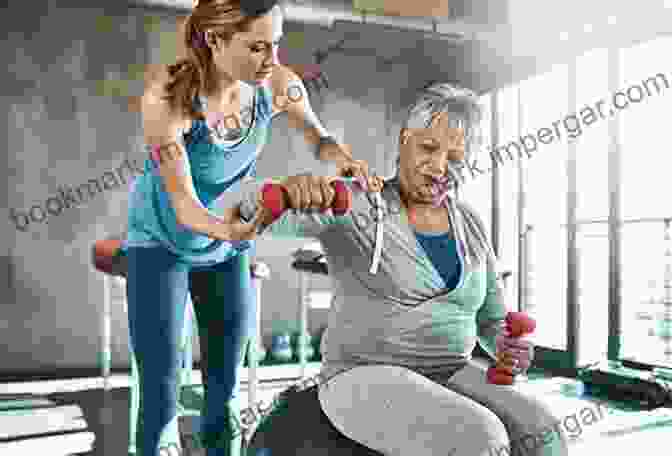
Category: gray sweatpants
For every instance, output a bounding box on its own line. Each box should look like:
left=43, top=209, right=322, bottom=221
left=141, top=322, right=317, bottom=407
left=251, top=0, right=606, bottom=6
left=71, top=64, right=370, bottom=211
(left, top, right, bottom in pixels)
left=318, top=362, right=570, bottom=456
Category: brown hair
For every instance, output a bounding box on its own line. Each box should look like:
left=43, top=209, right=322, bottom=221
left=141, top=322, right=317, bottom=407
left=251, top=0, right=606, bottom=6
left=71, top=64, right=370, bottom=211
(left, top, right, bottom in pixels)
left=162, top=0, right=257, bottom=120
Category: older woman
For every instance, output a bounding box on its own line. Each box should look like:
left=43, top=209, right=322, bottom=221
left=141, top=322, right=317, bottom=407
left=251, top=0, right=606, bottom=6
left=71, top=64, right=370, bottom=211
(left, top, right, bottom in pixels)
left=222, top=83, right=568, bottom=456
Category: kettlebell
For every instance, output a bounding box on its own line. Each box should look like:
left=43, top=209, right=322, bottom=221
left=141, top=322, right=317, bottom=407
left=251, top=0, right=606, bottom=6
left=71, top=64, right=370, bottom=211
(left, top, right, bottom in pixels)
left=312, top=327, right=326, bottom=361
left=292, top=331, right=315, bottom=362
left=270, top=333, right=293, bottom=364
left=244, top=343, right=267, bottom=367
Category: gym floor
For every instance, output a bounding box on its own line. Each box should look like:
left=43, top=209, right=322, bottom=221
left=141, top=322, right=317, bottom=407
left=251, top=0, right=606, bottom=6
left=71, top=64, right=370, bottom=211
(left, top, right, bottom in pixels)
left=4, top=367, right=672, bottom=455
left=0, top=366, right=308, bottom=456
left=47, top=381, right=289, bottom=456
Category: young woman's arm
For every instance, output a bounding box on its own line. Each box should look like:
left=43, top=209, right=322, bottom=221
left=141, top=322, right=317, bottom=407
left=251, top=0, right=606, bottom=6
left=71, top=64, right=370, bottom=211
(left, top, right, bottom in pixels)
left=141, top=78, right=259, bottom=241
left=268, top=65, right=349, bottom=162
left=268, top=65, right=384, bottom=190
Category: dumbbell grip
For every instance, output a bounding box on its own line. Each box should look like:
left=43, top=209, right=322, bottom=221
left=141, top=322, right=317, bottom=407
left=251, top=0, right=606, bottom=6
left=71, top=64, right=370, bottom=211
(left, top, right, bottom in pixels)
left=260, top=180, right=352, bottom=222
left=487, top=312, right=536, bottom=385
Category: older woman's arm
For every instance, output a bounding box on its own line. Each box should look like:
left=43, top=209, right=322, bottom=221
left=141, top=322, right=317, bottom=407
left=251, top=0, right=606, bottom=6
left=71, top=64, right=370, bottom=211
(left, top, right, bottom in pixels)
left=211, top=177, right=354, bottom=239
left=475, top=256, right=508, bottom=362
left=457, top=201, right=508, bottom=362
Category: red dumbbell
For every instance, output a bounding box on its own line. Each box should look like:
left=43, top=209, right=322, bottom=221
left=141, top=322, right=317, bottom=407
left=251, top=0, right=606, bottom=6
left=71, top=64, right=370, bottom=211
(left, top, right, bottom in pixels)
left=487, top=312, right=536, bottom=385
left=260, top=179, right=352, bottom=222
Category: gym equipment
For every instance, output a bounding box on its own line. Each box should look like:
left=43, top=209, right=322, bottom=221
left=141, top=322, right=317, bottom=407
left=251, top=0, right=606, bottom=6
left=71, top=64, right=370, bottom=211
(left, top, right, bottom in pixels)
left=91, top=235, right=271, bottom=454
left=244, top=343, right=268, bottom=367
left=246, top=385, right=383, bottom=456
left=291, top=245, right=331, bottom=376
left=292, top=331, right=316, bottom=362
left=260, top=179, right=352, bottom=222
left=487, top=312, right=536, bottom=385
left=653, top=366, right=672, bottom=381
left=312, top=327, right=326, bottom=362
left=292, top=248, right=329, bottom=275
left=269, top=333, right=293, bottom=363
left=0, top=394, right=94, bottom=456
left=577, top=360, right=672, bottom=410
left=92, top=237, right=127, bottom=278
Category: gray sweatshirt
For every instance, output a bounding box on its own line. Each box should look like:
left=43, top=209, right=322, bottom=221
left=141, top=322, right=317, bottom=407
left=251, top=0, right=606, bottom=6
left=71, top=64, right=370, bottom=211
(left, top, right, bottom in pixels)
left=216, top=176, right=507, bottom=382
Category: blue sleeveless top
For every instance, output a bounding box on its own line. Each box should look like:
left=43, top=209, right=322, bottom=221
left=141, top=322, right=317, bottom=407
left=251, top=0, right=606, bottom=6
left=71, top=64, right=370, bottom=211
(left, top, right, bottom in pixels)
left=124, top=83, right=274, bottom=266
left=414, top=231, right=462, bottom=291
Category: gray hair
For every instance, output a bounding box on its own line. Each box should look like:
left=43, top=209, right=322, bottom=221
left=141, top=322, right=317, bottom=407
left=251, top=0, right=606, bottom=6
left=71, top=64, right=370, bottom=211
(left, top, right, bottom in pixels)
left=394, top=83, right=493, bottom=268
left=396, top=82, right=484, bottom=176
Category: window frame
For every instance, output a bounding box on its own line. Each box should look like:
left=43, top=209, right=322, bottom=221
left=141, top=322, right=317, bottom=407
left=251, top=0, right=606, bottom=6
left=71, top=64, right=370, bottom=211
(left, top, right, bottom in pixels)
left=491, top=36, right=672, bottom=377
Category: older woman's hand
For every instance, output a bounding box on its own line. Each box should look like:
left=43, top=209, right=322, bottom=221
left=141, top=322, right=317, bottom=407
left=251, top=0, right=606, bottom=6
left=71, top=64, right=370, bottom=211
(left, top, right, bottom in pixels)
left=495, top=332, right=535, bottom=373
left=280, top=174, right=337, bottom=211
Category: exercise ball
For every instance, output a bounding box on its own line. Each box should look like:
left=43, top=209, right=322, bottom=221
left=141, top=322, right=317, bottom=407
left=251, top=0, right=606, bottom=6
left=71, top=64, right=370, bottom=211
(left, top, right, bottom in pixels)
left=246, top=385, right=383, bottom=456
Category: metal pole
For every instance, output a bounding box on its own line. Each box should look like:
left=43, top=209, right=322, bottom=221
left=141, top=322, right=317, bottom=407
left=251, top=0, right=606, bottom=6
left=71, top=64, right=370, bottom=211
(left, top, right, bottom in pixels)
left=516, top=86, right=529, bottom=314
left=101, top=274, right=111, bottom=391
left=490, top=92, right=500, bottom=258
left=298, top=271, right=309, bottom=380
left=566, top=58, right=579, bottom=367
left=563, top=216, right=672, bottom=226
left=247, top=279, right=261, bottom=410
left=607, top=46, right=623, bottom=361
left=662, top=219, right=672, bottom=362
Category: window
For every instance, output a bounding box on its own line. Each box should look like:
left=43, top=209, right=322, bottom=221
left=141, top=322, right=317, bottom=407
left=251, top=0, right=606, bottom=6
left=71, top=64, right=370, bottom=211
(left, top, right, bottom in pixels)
left=461, top=94, right=492, bottom=242
left=574, top=47, right=610, bottom=365
left=489, top=32, right=672, bottom=373
left=495, top=86, right=521, bottom=309
left=576, top=222, right=610, bottom=364
left=621, top=221, right=670, bottom=366
left=518, top=64, right=570, bottom=350
left=618, top=35, right=672, bottom=368
left=619, top=36, right=672, bottom=220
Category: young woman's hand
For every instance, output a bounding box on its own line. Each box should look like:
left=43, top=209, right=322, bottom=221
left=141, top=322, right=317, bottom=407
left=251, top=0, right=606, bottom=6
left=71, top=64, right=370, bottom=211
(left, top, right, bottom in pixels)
left=211, top=206, right=267, bottom=242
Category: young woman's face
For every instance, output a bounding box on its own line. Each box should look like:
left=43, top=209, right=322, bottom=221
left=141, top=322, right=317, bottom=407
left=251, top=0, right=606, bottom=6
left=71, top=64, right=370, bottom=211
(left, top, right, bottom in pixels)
left=398, top=112, right=466, bottom=204
left=209, top=6, right=283, bottom=84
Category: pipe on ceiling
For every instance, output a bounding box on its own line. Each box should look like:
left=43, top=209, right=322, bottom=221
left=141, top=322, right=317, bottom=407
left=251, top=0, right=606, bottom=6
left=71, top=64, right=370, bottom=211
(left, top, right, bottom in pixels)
left=126, top=0, right=491, bottom=42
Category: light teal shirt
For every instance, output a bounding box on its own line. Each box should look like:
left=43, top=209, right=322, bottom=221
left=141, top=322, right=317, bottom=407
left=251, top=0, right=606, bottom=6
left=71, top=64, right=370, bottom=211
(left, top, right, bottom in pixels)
left=125, top=83, right=274, bottom=265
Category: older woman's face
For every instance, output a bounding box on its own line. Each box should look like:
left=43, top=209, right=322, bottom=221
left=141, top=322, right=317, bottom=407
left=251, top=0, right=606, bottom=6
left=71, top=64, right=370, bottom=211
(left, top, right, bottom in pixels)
left=398, top=111, right=465, bottom=204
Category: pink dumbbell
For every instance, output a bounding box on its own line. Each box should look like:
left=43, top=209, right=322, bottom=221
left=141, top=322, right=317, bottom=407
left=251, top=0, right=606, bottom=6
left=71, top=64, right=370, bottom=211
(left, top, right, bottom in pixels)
left=260, top=180, right=352, bottom=222
left=487, top=312, right=536, bottom=385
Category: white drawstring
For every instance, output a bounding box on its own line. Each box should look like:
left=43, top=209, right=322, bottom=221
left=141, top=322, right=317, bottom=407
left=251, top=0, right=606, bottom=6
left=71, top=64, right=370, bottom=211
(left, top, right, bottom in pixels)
left=369, top=192, right=384, bottom=275
left=347, top=175, right=385, bottom=275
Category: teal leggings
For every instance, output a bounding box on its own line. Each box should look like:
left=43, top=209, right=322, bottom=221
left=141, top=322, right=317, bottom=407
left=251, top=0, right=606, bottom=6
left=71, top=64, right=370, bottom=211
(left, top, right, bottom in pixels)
left=126, top=245, right=256, bottom=456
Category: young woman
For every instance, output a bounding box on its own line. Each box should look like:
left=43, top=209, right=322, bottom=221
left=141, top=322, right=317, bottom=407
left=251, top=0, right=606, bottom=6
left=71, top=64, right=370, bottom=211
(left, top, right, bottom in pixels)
left=226, top=83, right=568, bottom=456
left=125, top=1, right=380, bottom=455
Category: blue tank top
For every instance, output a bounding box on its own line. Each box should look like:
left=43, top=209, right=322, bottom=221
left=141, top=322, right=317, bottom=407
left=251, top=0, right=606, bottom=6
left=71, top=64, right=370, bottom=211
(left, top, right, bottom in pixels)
left=414, top=231, right=462, bottom=290
left=124, top=83, right=274, bottom=266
